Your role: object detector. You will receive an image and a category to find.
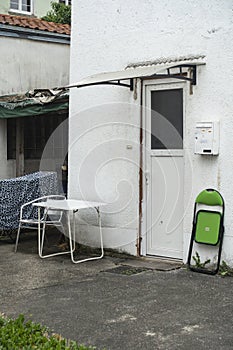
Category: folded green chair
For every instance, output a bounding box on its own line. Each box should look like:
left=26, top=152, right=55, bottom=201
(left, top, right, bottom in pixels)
left=187, top=189, right=225, bottom=275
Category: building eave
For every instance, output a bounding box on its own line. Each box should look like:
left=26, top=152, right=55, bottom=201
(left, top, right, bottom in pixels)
left=0, top=23, right=70, bottom=44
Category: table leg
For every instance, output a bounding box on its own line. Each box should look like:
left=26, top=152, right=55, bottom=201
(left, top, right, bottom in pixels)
left=38, top=206, right=41, bottom=256
left=97, top=207, right=104, bottom=259
left=67, top=210, right=74, bottom=255
left=70, top=206, right=104, bottom=264
left=72, top=210, right=76, bottom=251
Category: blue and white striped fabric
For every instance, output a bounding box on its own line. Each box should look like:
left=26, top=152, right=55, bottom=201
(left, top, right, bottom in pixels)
left=0, top=171, right=58, bottom=230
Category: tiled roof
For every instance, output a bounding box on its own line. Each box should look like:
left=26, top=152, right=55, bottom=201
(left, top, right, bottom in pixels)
left=0, top=13, right=70, bottom=35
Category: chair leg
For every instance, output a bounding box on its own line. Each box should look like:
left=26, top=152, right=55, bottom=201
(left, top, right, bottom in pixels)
left=14, top=223, right=22, bottom=253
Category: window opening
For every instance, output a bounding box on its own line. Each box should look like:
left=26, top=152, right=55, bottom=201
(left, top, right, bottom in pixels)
left=10, top=0, right=32, bottom=13
left=151, top=89, right=183, bottom=150
left=7, top=113, right=68, bottom=160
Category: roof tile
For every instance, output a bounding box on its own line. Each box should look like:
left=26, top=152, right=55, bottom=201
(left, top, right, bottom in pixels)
left=0, top=13, right=70, bottom=35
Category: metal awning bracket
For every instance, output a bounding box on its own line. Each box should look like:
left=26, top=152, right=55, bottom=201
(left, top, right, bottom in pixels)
left=75, top=80, right=133, bottom=90
left=130, top=78, right=134, bottom=91
left=140, top=64, right=198, bottom=87
left=165, top=64, right=197, bottom=85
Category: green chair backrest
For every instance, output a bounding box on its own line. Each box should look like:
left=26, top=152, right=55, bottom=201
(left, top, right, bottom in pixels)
left=195, top=189, right=223, bottom=207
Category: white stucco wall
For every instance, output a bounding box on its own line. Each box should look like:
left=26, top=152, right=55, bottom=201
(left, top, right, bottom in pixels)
left=69, top=0, right=233, bottom=262
left=0, top=36, right=70, bottom=95
left=0, top=35, right=70, bottom=179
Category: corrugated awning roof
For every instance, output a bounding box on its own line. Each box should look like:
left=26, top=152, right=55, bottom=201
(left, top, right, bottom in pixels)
left=66, top=56, right=206, bottom=89
left=125, top=54, right=206, bottom=68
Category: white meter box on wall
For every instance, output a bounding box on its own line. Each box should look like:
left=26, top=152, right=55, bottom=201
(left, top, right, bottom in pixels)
left=195, top=121, right=219, bottom=155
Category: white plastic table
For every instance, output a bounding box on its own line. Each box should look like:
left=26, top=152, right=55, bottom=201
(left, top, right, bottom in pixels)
left=33, top=199, right=106, bottom=264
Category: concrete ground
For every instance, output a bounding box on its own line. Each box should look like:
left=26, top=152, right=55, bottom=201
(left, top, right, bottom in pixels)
left=0, top=231, right=233, bottom=350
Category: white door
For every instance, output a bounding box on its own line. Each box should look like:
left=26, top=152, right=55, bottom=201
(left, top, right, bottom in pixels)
left=145, top=84, right=184, bottom=260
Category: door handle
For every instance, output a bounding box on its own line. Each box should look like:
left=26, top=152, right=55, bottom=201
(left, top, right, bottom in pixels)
left=145, top=171, right=150, bottom=185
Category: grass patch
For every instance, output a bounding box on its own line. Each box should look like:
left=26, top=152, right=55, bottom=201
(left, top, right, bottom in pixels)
left=0, top=314, right=95, bottom=350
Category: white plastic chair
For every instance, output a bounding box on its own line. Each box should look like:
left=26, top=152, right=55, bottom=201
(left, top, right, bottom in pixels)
left=15, top=195, right=67, bottom=256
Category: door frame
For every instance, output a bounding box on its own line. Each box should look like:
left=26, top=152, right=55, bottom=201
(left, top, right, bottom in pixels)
left=141, top=79, right=186, bottom=258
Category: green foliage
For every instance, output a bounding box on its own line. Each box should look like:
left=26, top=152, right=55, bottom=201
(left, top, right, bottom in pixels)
left=219, top=260, right=233, bottom=277
left=0, top=314, right=94, bottom=350
left=192, top=251, right=211, bottom=269
left=42, top=2, right=71, bottom=25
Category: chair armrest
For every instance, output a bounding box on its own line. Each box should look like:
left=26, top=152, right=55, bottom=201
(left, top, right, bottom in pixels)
left=19, top=195, right=65, bottom=221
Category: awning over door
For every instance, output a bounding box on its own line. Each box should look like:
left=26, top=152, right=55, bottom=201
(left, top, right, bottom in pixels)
left=0, top=89, right=69, bottom=119
left=66, top=55, right=206, bottom=90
